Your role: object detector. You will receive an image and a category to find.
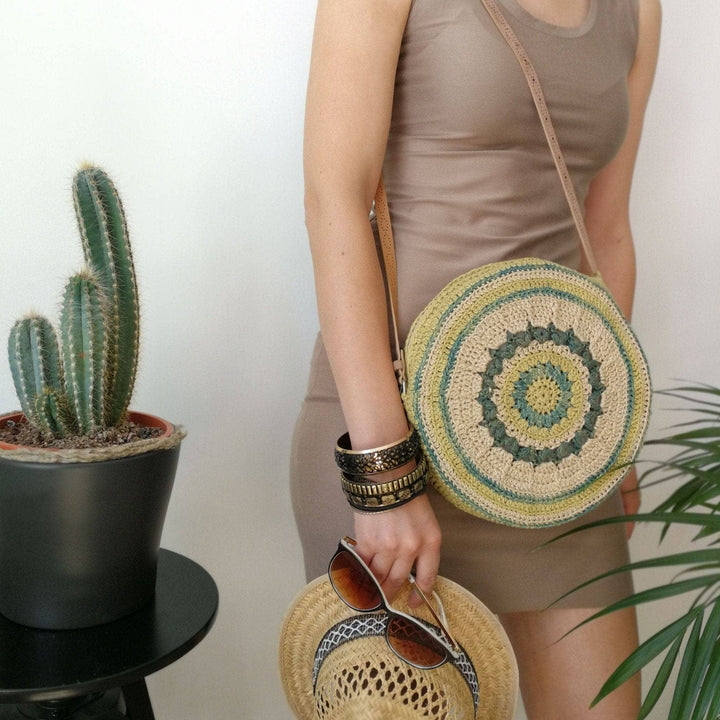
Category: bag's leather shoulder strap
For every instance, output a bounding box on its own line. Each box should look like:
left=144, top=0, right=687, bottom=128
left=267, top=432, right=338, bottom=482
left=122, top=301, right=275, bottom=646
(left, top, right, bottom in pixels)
left=375, top=0, right=599, bottom=385
left=374, top=175, right=406, bottom=387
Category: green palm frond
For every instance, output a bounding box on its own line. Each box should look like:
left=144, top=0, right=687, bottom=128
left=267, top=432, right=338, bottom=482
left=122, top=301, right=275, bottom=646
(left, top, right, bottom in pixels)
left=553, top=384, right=720, bottom=718
left=592, top=607, right=704, bottom=712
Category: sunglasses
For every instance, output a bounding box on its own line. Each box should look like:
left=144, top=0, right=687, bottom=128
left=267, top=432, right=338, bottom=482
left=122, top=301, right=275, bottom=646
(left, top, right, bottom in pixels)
left=328, top=536, right=460, bottom=669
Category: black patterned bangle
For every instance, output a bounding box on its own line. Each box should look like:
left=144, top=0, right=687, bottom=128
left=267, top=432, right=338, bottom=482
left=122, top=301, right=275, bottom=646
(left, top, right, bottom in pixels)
left=341, top=456, right=428, bottom=512
left=343, top=473, right=427, bottom=512
left=340, top=454, right=428, bottom=497
left=335, top=428, right=419, bottom=475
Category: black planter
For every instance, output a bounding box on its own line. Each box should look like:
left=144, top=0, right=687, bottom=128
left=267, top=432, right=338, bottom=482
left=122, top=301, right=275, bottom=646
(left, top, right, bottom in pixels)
left=0, top=445, right=180, bottom=630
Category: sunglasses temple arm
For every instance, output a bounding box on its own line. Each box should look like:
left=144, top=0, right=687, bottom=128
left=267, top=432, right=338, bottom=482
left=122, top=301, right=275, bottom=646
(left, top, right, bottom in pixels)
left=342, top=539, right=459, bottom=654
left=408, top=576, right=459, bottom=650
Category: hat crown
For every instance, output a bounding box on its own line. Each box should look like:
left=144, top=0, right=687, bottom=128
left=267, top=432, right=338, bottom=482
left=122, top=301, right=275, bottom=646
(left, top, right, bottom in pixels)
left=315, top=639, right=474, bottom=720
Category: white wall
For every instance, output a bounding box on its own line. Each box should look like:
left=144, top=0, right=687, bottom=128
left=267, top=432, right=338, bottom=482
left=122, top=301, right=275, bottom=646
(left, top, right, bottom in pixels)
left=0, top=2, right=717, bottom=718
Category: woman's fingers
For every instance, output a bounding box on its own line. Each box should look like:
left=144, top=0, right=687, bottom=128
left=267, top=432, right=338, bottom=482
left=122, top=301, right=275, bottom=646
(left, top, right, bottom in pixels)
left=408, top=533, right=441, bottom=608
left=353, top=494, right=442, bottom=603
left=620, top=468, right=641, bottom=538
left=359, top=537, right=417, bottom=599
left=372, top=554, right=415, bottom=601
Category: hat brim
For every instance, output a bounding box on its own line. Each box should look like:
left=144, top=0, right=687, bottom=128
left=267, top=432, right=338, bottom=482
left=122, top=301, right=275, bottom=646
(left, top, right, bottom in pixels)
left=279, top=574, right=518, bottom=720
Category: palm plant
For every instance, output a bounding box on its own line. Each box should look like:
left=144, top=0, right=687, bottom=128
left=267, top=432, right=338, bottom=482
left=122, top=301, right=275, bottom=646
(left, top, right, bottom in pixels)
left=553, top=384, right=720, bottom=719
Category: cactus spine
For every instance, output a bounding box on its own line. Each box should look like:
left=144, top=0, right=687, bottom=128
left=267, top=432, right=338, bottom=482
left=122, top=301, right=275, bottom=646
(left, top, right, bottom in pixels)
left=6, top=166, right=140, bottom=439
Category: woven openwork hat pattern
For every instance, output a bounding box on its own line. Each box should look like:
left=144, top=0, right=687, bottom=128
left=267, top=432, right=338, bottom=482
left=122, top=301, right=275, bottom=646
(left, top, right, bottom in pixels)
left=279, top=576, right=518, bottom=720
left=403, top=258, right=651, bottom=527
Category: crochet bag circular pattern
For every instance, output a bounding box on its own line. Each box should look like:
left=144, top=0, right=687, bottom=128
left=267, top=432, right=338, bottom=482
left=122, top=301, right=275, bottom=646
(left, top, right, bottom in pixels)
left=402, top=258, right=651, bottom=528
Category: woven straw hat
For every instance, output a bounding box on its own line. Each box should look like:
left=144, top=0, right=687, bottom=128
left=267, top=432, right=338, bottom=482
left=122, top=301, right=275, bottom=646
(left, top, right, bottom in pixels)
left=279, top=575, right=518, bottom=720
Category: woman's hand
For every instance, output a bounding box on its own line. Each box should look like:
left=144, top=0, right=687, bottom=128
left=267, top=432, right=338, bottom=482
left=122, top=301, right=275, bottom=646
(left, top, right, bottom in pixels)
left=620, top=468, right=640, bottom=538
left=353, top=493, right=441, bottom=608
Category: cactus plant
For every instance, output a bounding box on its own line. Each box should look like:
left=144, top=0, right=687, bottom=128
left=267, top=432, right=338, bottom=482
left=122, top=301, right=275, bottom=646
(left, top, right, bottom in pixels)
left=73, top=167, right=139, bottom=426
left=8, top=315, right=68, bottom=436
left=60, top=269, right=109, bottom=435
left=6, top=165, right=140, bottom=440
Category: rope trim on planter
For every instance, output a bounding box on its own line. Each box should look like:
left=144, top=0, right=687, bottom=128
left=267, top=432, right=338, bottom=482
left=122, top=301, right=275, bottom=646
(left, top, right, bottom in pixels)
left=0, top=426, right=186, bottom=464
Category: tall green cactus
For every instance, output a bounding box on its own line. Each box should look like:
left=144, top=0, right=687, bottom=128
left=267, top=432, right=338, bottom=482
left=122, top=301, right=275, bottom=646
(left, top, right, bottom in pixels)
left=73, top=166, right=139, bottom=427
left=6, top=165, right=140, bottom=439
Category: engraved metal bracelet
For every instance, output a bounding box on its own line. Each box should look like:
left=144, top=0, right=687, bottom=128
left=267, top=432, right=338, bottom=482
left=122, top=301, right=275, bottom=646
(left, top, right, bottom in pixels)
left=334, top=428, right=419, bottom=475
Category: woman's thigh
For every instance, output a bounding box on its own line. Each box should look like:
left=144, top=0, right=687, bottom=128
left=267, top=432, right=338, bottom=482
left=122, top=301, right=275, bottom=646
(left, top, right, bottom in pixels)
left=499, top=606, right=640, bottom=719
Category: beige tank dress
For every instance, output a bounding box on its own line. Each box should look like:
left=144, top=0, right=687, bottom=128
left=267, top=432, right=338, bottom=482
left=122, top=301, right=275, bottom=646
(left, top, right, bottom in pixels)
left=291, top=0, right=640, bottom=613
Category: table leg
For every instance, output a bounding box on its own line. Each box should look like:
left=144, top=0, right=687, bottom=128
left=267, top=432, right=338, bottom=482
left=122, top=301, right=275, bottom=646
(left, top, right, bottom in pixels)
left=8, top=691, right=123, bottom=719
left=22, top=698, right=85, bottom=719
left=120, top=681, right=154, bottom=720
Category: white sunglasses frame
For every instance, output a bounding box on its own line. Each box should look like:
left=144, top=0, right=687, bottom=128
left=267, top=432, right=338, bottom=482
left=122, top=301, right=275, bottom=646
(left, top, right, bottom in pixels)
left=329, top=536, right=460, bottom=666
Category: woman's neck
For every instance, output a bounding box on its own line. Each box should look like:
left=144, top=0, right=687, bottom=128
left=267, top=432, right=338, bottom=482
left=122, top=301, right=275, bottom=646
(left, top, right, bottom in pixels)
left=510, top=0, right=591, bottom=29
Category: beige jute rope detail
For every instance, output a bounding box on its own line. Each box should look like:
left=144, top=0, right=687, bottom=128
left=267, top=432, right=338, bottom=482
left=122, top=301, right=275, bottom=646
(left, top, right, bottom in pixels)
left=279, top=576, right=518, bottom=720
left=0, top=426, right=186, bottom=464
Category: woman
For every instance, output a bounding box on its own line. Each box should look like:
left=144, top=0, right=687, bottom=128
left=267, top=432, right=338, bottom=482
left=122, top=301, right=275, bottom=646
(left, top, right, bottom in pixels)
left=292, top=0, right=661, bottom=716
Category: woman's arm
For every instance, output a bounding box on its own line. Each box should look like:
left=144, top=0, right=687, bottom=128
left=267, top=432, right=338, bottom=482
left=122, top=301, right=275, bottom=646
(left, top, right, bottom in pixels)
left=582, top=0, right=662, bottom=531
left=304, top=0, right=441, bottom=604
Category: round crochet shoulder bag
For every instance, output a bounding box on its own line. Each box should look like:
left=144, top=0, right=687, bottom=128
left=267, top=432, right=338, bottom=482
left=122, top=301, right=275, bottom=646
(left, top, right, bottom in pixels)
left=374, top=0, right=651, bottom=528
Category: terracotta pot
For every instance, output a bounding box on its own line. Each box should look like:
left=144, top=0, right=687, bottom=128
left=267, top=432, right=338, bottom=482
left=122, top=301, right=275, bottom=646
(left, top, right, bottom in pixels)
left=0, top=411, right=181, bottom=630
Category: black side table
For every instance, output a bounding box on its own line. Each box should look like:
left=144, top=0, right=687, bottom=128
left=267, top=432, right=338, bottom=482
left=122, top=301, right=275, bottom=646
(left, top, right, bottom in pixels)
left=0, top=550, right=218, bottom=719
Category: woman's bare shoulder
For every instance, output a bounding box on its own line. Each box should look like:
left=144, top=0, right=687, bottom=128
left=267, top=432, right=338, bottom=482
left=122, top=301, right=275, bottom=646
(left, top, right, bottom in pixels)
left=638, top=0, right=662, bottom=41
left=634, top=0, right=661, bottom=82
left=314, top=0, right=413, bottom=26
